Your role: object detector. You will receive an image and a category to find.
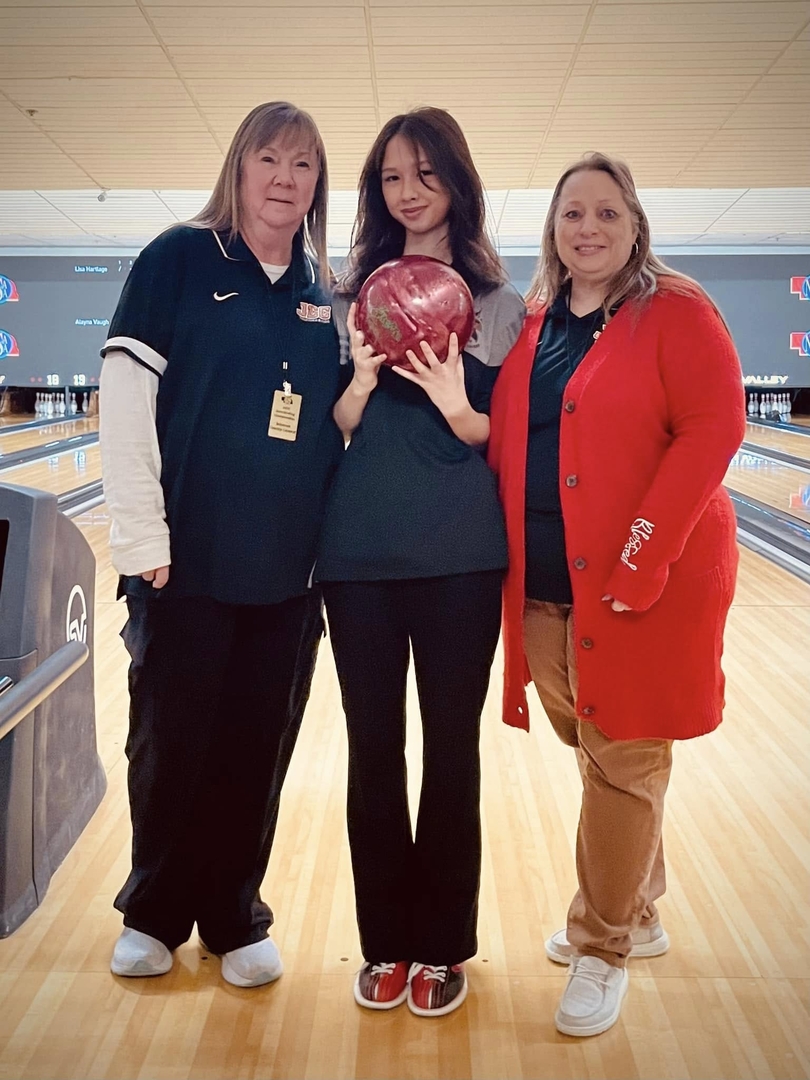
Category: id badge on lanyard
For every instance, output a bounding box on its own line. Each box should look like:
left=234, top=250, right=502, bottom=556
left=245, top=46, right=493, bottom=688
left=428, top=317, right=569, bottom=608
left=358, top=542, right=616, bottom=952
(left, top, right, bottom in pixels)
left=268, top=376, right=302, bottom=441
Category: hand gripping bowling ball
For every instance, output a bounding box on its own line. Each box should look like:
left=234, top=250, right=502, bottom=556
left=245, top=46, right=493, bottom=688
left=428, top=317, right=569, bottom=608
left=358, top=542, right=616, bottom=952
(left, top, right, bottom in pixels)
left=356, top=255, right=475, bottom=370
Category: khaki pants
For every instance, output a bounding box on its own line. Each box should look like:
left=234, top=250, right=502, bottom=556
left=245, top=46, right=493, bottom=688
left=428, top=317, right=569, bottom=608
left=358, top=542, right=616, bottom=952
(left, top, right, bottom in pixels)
left=523, top=599, right=673, bottom=968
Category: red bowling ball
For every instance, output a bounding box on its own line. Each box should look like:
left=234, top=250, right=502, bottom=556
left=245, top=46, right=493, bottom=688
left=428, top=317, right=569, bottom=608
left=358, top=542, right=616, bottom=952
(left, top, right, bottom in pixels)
left=356, top=255, right=475, bottom=370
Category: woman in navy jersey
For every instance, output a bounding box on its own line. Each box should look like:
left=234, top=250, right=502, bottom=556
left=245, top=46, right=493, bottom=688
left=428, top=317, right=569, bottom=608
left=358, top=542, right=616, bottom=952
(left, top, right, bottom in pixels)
left=318, top=107, right=525, bottom=1017
left=99, top=103, right=342, bottom=988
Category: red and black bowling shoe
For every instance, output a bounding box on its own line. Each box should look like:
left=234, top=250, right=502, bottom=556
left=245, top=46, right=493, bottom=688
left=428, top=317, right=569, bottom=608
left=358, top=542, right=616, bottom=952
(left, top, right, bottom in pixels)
left=354, top=961, right=410, bottom=1009
left=407, top=963, right=468, bottom=1017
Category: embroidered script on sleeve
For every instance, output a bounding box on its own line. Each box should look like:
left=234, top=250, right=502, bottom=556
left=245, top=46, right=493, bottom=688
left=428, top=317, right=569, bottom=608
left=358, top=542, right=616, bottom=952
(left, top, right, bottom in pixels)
left=620, top=518, right=655, bottom=571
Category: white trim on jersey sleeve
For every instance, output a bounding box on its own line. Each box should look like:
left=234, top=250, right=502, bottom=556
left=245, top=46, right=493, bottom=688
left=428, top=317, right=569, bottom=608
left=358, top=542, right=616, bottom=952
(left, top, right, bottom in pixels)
left=102, top=335, right=168, bottom=377
left=99, top=349, right=171, bottom=576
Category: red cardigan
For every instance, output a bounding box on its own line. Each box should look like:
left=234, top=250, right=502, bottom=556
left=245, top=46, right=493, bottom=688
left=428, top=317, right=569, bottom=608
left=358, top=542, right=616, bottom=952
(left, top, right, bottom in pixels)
left=488, top=286, right=746, bottom=741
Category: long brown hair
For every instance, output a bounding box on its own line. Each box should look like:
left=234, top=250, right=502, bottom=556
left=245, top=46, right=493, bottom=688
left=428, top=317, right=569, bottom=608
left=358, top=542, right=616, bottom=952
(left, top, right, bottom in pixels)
left=339, top=107, right=505, bottom=298
left=526, top=152, right=714, bottom=319
left=191, top=102, right=330, bottom=285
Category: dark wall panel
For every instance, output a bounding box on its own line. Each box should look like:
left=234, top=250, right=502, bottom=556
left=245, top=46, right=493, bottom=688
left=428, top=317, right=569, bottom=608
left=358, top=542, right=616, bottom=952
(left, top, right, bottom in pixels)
left=1, top=251, right=808, bottom=388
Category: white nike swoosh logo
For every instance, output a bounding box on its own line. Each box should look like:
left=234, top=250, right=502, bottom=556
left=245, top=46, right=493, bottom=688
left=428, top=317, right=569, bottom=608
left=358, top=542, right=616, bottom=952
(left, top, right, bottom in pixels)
left=213, top=291, right=239, bottom=301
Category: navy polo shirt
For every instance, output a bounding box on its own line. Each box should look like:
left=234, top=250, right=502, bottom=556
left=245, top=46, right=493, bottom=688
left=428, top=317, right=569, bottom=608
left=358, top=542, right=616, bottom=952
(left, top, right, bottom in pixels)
left=101, top=224, right=343, bottom=605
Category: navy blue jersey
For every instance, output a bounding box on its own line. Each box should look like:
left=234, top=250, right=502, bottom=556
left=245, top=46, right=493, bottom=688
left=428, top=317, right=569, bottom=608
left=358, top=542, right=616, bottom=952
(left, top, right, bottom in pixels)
left=102, top=225, right=343, bottom=604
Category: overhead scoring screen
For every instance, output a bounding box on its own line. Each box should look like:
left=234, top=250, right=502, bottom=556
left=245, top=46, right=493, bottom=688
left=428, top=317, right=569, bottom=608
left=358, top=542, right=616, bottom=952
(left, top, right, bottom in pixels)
left=0, top=256, right=133, bottom=388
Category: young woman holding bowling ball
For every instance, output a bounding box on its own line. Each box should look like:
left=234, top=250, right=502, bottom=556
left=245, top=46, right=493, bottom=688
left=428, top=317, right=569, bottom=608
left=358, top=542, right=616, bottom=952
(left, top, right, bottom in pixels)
left=317, top=107, right=525, bottom=1017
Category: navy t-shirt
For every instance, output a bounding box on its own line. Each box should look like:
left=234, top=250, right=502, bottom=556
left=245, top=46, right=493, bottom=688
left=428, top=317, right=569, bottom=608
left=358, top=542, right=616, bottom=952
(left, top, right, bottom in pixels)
left=102, top=225, right=343, bottom=605
left=316, top=282, right=526, bottom=583
left=317, top=357, right=507, bottom=581
left=525, top=288, right=606, bottom=603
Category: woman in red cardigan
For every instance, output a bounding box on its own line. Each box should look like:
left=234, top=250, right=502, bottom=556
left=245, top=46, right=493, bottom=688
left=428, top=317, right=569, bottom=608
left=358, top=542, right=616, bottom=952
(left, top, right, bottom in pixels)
left=488, top=152, right=746, bottom=1038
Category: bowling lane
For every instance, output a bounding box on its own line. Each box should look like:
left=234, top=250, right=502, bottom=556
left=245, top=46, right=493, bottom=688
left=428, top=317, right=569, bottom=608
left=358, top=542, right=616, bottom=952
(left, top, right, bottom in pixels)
left=725, top=449, right=810, bottom=523
left=0, top=441, right=101, bottom=495
left=0, top=412, right=37, bottom=429
left=745, top=422, right=810, bottom=463
left=0, top=416, right=97, bottom=455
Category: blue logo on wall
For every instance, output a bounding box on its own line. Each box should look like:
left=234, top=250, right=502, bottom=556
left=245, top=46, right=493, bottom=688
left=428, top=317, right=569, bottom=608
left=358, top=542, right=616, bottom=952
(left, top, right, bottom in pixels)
left=0, top=329, right=20, bottom=358
left=0, top=275, right=19, bottom=304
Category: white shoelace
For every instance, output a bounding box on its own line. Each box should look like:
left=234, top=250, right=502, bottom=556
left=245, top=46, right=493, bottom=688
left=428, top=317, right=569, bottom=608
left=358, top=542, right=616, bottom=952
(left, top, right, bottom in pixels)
left=410, top=963, right=448, bottom=983
left=369, top=962, right=397, bottom=976
left=568, top=957, right=615, bottom=991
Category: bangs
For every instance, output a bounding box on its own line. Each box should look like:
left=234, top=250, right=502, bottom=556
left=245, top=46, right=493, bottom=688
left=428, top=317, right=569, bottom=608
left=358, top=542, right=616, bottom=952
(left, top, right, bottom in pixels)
left=247, top=107, right=323, bottom=164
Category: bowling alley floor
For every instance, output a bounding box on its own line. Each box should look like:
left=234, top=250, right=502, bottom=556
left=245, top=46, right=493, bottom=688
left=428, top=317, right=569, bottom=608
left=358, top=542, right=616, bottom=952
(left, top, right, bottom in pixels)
left=0, top=497, right=809, bottom=1079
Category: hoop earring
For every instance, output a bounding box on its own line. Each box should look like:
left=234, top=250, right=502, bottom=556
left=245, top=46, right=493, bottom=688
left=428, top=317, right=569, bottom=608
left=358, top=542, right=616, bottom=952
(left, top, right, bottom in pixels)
left=632, top=242, right=639, bottom=257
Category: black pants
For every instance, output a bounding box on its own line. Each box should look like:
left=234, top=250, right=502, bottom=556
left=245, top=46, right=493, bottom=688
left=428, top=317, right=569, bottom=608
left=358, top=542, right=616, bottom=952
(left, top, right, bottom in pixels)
left=323, top=571, right=502, bottom=966
left=116, top=589, right=323, bottom=954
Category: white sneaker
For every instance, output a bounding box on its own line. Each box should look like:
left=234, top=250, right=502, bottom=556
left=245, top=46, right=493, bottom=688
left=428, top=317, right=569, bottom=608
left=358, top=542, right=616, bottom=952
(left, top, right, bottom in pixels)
left=212, top=938, right=283, bottom=988
left=555, top=956, right=629, bottom=1037
left=110, top=928, right=172, bottom=977
left=545, top=923, right=669, bottom=965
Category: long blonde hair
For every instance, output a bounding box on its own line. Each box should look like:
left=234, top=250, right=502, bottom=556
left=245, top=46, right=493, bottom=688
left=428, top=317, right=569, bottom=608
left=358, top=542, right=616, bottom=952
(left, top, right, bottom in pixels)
left=526, top=152, right=714, bottom=319
left=191, top=102, right=330, bottom=285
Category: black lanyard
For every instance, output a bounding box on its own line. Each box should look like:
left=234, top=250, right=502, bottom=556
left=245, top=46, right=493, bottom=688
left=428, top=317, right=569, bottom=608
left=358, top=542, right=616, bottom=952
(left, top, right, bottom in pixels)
left=261, top=253, right=301, bottom=392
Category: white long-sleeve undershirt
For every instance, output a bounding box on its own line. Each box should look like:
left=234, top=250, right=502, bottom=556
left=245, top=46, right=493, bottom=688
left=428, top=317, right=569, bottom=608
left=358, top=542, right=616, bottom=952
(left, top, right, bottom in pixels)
left=99, top=351, right=169, bottom=576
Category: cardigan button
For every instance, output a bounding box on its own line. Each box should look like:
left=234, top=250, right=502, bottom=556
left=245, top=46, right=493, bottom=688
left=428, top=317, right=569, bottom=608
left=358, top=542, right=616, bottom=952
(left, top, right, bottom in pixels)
left=564, top=400, right=576, bottom=413
left=573, top=557, right=587, bottom=570
left=565, top=474, right=578, bottom=488
left=581, top=638, right=594, bottom=650
left=582, top=706, right=596, bottom=717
